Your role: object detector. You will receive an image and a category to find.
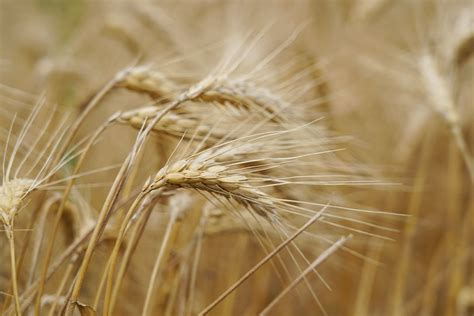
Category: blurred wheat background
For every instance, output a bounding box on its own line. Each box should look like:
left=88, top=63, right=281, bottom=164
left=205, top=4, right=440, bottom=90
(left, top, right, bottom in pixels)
left=0, top=0, right=473, bottom=315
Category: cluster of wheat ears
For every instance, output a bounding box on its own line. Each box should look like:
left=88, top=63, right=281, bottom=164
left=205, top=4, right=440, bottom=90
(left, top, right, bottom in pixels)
left=0, top=1, right=473, bottom=315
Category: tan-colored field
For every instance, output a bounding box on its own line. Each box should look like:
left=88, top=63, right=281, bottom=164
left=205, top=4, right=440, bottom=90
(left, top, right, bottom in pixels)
left=0, top=1, right=472, bottom=315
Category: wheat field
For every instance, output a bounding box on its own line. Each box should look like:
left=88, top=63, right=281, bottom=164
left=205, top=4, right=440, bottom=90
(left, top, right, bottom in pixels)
left=0, top=0, right=473, bottom=315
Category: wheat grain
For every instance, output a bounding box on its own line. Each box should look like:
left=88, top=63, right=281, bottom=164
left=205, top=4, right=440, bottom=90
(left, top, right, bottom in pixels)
left=116, top=106, right=220, bottom=141
left=150, top=157, right=277, bottom=220
left=116, top=66, right=177, bottom=101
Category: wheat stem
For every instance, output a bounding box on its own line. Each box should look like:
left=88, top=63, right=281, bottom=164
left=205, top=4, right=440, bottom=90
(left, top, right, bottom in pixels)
left=92, top=258, right=112, bottom=310
left=101, top=191, right=150, bottom=315
left=64, top=123, right=150, bottom=315
left=4, top=225, right=90, bottom=315
left=33, top=122, right=110, bottom=315
left=97, top=148, right=146, bottom=313
left=391, top=124, right=434, bottom=315
left=100, top=102, right=186, bottom=315
left=451, top=125, right=474, bottom=183
left=185, top=215, right=207, bottom=316
left=444, top=132, right=463, bottom=315
left=6, top=225, right=21, bottom=316
left=47, top=254, right=78, bottom=316
left=142, top=212, right=178, bottom=316
left=109, top=202, right=154, bottom=313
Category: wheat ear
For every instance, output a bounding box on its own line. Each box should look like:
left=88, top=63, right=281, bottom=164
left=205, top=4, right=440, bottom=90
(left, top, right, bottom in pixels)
left=118, top=66, right=289, bottom=121
left=418, top=53, right=474, bottom=182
